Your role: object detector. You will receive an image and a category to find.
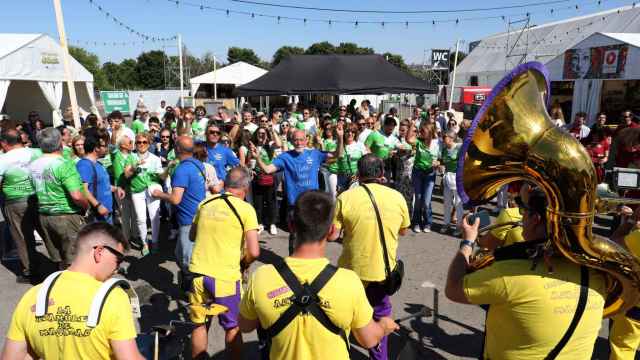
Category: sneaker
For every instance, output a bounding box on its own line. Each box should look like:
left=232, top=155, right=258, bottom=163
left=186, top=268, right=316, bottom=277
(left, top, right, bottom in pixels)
left=422, top=226, right=431, bottom=233
left=412, top=225, right=422, bottom=233
left=258, top=224, right=264, bottom=234
left=453, top=229, right=462, bottom=237
left=141, top=245, right=150, bottom=257
left=440, top=225, right=450, bottom=234
left=269, top=224, right=278, bottom=236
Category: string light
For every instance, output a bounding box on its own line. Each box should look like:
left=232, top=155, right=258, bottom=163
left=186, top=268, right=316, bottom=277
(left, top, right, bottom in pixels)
left=87, top=0, right=176, bottom=42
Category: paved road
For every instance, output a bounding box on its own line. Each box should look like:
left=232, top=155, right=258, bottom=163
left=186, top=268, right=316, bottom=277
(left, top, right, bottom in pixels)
left=0, top=192, right=625, bottom=359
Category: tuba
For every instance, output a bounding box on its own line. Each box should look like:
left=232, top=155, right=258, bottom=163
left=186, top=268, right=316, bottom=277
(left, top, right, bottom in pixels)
left=456, top=61, right=640, bottom=317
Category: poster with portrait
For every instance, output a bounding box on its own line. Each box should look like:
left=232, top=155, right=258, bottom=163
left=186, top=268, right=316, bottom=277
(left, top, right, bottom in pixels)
left=563, top=44, right=628, bottom=79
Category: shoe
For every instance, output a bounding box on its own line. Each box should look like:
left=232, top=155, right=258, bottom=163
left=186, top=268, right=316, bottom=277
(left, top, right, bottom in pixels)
left=453, top=229, right=462, bottom=237
left=412, top=225, right=422, bottom=233
left=258, top=224, right=264, bottom=234
left=16, top=270, right=31, bottom=284
left=141, top=245, right=150, bottom=257
left=269, top=224, right=277, bottom=235
left=422, top=226, right=431, bottom=233
left=440, top=225, right=450, bottom=234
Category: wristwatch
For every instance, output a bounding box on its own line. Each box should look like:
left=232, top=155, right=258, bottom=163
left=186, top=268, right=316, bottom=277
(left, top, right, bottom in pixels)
left=459, top=239, right=475, bottom=249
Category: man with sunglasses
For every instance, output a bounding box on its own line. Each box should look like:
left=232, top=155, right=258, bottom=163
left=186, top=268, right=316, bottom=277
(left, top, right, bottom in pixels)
left=205, top=124, right=239, bottom=181
left=2, top=222, right=144, bottom=360
left=446, top=189, right=607, bottom=360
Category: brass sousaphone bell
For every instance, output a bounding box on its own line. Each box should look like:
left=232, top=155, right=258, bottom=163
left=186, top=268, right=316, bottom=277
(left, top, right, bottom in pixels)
left=456, top=62, right=640, bottom=317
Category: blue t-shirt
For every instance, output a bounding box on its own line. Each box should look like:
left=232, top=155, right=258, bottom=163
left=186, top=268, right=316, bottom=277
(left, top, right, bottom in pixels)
left=172, top=157, right=206, bottom=226
left=77, top=158, right=113, bottom=214
left=206, top=143, right=239, bottom=180
left=272, top=149, right=328, bottom=205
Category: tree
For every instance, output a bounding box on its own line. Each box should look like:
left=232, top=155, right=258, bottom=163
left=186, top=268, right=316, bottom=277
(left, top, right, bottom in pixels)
left=136, top=50, right=167, bottom=89
left=449, top=51, right=467, bottom=72
left=227, top=47, right=262, bottom=67
left=335, top=42, right=374, bottom=55
left=382, top=52, right=409, bottom=72
left=69, top=46, right=108, bottom=90
left=305, top=41, right=336, bottom=55
left=272, top=46, right=305, bottom=66
left=102, top=59, right=140, bottom=90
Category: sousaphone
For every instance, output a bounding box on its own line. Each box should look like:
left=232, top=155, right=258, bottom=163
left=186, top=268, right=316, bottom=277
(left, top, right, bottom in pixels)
left=456, top=61, right=640, bottom=317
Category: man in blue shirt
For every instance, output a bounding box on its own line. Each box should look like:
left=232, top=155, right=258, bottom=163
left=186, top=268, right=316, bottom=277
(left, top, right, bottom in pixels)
left=152, top=136, right=206, bottom=271
left=77, top=134, right=123, bottom=224
left=253, top=128, right=343, bottom=254
left=205, top=123, right=239, bottom=181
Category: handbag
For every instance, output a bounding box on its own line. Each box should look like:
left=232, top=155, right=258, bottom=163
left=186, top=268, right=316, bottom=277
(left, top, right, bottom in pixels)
left=256, top=172, right=275, bottom=186
left=361, top=184, right=404, bottom=296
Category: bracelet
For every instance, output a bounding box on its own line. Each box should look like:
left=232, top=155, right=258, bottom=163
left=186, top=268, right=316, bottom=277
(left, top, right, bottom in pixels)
left=459, top=240, right=475, bottom=249
left=93, top=202, right=102, bottom=209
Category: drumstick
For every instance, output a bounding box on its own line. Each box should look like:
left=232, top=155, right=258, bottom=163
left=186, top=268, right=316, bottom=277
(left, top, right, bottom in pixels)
left=154, top=331, right=159, bottom=360
left=395, top=307, right=430, bottom=323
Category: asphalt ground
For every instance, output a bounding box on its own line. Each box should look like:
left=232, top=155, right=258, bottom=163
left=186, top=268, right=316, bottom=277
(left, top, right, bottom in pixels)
left=0, top=187, right=634, bottom=359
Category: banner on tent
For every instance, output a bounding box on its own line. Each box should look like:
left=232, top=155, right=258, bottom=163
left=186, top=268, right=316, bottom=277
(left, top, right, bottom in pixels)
left=100, top=91, right=130, bottom=113
left=563, top=44, right=629, bottom=80
left=431, top=49, right=450, bottom=70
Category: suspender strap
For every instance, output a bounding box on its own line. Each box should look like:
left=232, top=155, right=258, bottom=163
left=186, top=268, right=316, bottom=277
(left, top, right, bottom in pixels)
left=87, top=278, right=132, bottom=328
left=361, top=184, right=392, bottom=278
left=200, top=194, right=244, bottom=233
left=182, top=158, right=207, bottom=184
left=266, top=261, right=349, bottom=350
left=35, top=271, right=63, bottom=316
left=544, top=266, right=590, bottom=360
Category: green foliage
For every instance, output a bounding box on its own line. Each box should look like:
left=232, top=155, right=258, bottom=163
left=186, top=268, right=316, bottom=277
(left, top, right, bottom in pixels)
left=305, top=41, right=336, bottom=55
left=335, top=42, right=374, bottom=55
left=382, top=52, right=409, bottom=72
left=272, top=46, right=305, bottom=66
left=69, top=46, right=108, bottom=90
left=449, top=51, right=467, bottom=72
left=135, top=50, right=167, bottom=89
left=227, top=47, right=263, bottom=67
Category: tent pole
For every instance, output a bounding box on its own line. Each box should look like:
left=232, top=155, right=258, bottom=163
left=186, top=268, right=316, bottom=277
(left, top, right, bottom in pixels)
left=52, top=0, right=80, bottom=129
left=178, top=34, right=184, bottom=108
left=213, top=54, right=217, bottom=100
left=448, top=39, right=461, bottom=111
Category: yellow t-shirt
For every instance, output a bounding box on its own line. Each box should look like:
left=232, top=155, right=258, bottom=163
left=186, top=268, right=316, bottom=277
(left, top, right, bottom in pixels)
left=333, top=183, right=410, bottom=282
left=489, top=207, right=524, bottom=247
left=464, top=258, right=606, bottom=360
left=6, top=271, right=136, bottom=360
left=608, top=230, right=640, bottom=360
left=189, top=194, right=259, bottom=281
left=239, top=257, right=373, bottom=360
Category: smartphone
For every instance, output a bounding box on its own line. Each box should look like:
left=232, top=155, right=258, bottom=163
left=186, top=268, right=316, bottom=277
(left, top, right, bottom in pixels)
left=467, top=210, right=491, bottom=228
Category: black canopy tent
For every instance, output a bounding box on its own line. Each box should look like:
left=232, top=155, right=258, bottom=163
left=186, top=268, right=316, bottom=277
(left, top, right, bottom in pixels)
left=237, top=54, right=429, bottom=96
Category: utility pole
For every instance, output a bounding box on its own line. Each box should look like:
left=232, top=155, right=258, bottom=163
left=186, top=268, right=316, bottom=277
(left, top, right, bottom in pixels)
left=448, top=39, right=461, bottom=111
left=52, top=0, right=80, bottom=128
left=213, top=54, right=217, bottom=100
left=178, top=34, right=184, bottom=108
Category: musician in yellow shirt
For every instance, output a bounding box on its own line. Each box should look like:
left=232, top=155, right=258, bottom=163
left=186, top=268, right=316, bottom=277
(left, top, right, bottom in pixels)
left=1, top=223, right=143, bottom=360
left=446, top=190, right=606, bottom=360
left=188, top=167, right=260, bottom=360
left=239, top=191, right=398, bottom=360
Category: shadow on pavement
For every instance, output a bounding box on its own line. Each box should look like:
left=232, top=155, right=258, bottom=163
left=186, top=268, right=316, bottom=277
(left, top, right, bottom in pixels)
left=124, top=250, right=183, bottom=301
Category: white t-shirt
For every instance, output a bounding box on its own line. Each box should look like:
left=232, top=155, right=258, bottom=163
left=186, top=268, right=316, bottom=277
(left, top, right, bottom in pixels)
left=357, top=128, right=372, bottom=145
left=109, top=126, right=135, bottom=142
left=243, top=122, right=258, bottom=134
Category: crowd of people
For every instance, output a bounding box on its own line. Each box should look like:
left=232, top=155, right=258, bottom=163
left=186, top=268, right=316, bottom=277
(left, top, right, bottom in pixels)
left=1, top=98, right=640, bottom=360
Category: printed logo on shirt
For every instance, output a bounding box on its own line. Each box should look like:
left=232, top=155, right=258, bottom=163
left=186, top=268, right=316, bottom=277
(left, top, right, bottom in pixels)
left=34, top=305, right=93, bottom=337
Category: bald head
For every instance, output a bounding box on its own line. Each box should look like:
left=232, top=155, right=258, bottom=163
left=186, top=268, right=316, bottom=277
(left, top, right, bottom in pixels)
left=175, top=135, right=194, bottom=156
left=225, top=167, right=251, bottom=191
left=0, top=128, right=20, bottom=147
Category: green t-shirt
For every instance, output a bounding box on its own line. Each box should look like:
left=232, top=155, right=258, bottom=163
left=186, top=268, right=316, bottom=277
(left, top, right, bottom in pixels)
left=112, top=151, right=137, bottom=188
left=414, top=139, right=439, bottom=171
left=365, top=131, right=391, bottom=160
left=0, top=147, right=42, bottom=200
left=129, top=152, right=163, bottom=193
left=441, top=144, right=461, bottom=173
left=322, top=138, right=338, bottom=173
left=337, top=142, right=366, bottom=175
left=131, top=119, right=146, bottom=134
left=30, top=155, right=83, bottom=215
left=98, top=152, right=112, bottom=176
left=62, top=146, right=73, bottom=161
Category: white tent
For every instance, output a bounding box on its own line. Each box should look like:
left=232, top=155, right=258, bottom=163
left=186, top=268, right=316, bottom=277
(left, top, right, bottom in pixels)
left=190, top=61, right=268, bottom=96
left=546, top=32, right=640, bottom=122
left=0, top=33, right=95, bottom=126
left=455, top=5, right=640, bottom=88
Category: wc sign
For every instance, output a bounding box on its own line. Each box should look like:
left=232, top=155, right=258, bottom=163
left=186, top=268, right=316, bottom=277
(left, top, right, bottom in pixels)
left=431, top=49, right=450, bottom=70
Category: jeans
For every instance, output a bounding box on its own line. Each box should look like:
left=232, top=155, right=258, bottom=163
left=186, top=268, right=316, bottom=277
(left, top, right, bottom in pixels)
left=131, top=187, right=161, bottom=246
left=337, top=174, right=352, bottom=193
left=175, top=224, right=192, bottom=271
left=252, top=182, right=276, bottom=226
left=412, top=167, right=436, bottom=228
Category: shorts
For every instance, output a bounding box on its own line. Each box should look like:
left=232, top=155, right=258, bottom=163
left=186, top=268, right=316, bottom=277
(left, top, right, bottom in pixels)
left=189, top=276, right=241, bottom=330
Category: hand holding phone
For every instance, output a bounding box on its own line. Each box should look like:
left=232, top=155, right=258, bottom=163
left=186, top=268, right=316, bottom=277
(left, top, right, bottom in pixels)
left=467, top=210, right=491, bottom=229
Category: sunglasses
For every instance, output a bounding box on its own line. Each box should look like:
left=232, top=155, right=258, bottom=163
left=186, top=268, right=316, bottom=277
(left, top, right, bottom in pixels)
left=282, top=124, right=290, bottom=128
left=161, top=135, right=170, bottom=139
left=94, top=245, right=124, bottom=265
left=340, top=108, right=347, bottom=111
left=208, top=130, right=221, bottom=135
left=136, top=141, right=149, bottom=145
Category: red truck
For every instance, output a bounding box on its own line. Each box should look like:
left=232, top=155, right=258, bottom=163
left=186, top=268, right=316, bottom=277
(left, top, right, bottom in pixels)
left=440, top=86, right=492, bottom=120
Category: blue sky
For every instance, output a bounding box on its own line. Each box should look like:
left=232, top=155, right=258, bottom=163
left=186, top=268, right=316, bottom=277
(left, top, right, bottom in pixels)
left=1, top=0, right=633, bottom=65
